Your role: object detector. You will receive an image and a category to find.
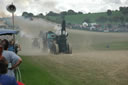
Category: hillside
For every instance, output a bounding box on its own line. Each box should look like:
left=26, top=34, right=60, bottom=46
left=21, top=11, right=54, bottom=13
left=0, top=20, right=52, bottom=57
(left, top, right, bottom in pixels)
left=44, top=11, right=128, bottom=32
left=46, top=11, right=123, bottom=24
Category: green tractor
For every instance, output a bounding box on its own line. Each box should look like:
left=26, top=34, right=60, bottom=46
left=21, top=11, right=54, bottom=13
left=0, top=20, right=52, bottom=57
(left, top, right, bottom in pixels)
left=41, top=20, right=72, bottom=54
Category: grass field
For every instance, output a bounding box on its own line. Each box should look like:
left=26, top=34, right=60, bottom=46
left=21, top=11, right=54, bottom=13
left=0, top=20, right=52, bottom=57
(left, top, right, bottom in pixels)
left=20, top=50, right=128, bottom=85
left=20, top=56, right=58, bottom=85
left=14, top=17, right=128, bottom=85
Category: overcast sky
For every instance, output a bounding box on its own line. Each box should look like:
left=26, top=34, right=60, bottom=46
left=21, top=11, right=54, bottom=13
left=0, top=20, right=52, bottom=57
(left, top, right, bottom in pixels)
left=0, top=0, right=128, bottom=17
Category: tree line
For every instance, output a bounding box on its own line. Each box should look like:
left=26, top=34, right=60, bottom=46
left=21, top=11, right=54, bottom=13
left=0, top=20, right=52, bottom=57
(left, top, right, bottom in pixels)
left=84, top=7, right=128, bottom=24
left=22, top=6, right=128, bottom=24
left=22, top=9, right=83, bottom=18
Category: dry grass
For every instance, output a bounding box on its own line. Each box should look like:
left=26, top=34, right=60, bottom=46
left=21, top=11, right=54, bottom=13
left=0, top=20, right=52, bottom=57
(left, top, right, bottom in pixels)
left=25, top=50, right=128, bottom=85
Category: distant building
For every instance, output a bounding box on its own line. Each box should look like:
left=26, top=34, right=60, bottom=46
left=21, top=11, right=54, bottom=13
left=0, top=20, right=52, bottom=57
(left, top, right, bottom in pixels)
left=82, top=22, right=88, bottom=27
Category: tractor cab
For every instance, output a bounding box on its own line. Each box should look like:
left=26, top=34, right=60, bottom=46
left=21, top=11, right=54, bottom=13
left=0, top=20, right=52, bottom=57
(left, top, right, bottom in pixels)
left=47, top=31, right=56, bottom=40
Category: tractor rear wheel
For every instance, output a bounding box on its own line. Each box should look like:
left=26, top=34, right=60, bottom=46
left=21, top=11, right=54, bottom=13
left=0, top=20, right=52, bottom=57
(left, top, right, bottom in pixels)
left=66, top=43, right=72, bottom=54
left=53, top=43, right=59, bottom=54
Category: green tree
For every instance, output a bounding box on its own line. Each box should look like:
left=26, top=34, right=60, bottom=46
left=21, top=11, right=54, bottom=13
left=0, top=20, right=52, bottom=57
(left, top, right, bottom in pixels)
left=119, top=7, right=124, bottom=12
left=119, top=7, right=128, bottom=15
left=107, top=9, right=112, bottom=16
left=37, top=13, right=44, bottom=18
left=28, top=13, right=34, bottom=17
left=22, top=12, right=34, bottom=18
left=46, top=11, right=59, bottom=16
left=22, top=12, right=28, bottom=17
left=60, top=11, right=67, bottom=16
left=78, top=12, right=83, bottom=14
left=67, top=9, right=77, bottom=15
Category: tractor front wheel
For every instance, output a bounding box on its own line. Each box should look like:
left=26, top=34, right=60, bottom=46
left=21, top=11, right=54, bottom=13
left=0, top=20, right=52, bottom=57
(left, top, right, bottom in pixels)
left=50, top=42, right=59, bottom=54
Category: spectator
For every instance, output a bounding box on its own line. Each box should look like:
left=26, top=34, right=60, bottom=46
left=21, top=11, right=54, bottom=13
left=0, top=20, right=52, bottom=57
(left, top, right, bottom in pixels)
left=8, top=40, right=21, bottom=54
left=8, top=40, right=15, bottom=52
left=1, top=39, right=22, bottom=77
left=14, top=43, right=21, bottom=54
left=0, top=59, right=18, bottom=85
left=0, top=44, right=18, bottom=85
left=0, top=44, right=4, bottom=60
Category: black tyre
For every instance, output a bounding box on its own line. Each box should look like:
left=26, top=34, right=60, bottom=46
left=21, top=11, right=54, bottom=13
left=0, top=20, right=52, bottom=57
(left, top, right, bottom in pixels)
left=66, top=43, right=72, bottom=54
left=50, top=42, right=59, bottom=54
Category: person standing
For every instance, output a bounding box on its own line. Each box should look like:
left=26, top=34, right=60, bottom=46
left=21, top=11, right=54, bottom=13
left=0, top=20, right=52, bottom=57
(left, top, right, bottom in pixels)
left=0, top=59, right=18, bottom=85
left=1, top=39, right=22, bottom=77
left=0, top=44, right=18, bottom=85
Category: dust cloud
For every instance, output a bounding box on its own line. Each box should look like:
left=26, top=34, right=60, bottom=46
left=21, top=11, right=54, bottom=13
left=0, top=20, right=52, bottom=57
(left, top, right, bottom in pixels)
left=13, top=16, right=57, bottom=56
left=0, top=11, right=10, bottom=18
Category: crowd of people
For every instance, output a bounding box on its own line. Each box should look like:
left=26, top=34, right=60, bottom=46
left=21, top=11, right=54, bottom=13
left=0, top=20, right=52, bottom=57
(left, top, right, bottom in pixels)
left=0, top=39, right=22, bottom=85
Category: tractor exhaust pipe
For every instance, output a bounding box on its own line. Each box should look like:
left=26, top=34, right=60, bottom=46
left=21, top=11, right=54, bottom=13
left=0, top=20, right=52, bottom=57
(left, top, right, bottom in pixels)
left=61, top=19, right=66, bottom=35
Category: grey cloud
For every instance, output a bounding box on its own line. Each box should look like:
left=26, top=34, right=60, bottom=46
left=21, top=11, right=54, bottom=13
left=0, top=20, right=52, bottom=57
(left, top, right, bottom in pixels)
left=0, top=1, right=8, bottom=17
left=42, top=1, right=57, bottom=7
left=103, top=0, right=121, bottom=4
left=36, top=0, right=60, bottom=13
left=125, top=0, right=128, bottom=4
left=1, top=0, right=128, bottom=17
left=13, top=0, right=30, bottom=3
